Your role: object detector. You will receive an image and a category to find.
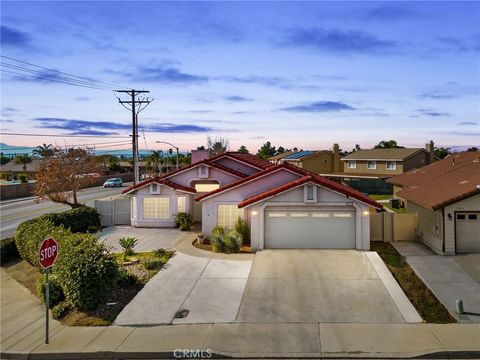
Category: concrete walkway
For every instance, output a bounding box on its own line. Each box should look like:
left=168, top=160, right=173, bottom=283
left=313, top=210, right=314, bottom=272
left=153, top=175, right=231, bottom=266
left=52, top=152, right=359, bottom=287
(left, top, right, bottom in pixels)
left=393, top=242, right=480, bottom=323
left=2, top=264, right=480, bottom=358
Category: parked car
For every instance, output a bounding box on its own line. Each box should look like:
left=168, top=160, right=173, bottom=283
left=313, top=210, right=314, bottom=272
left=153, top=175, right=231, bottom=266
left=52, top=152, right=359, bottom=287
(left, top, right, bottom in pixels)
left=103, top=178, right=123, bottom=187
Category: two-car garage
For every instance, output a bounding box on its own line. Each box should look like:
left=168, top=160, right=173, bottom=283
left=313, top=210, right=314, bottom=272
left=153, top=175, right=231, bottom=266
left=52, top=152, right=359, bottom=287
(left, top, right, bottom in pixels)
left=264, top=208, right=356, bottom=249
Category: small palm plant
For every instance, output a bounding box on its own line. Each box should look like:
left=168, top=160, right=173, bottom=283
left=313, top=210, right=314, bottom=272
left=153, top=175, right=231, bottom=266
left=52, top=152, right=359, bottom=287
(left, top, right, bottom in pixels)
left=119, top=237, right=138, bottom=261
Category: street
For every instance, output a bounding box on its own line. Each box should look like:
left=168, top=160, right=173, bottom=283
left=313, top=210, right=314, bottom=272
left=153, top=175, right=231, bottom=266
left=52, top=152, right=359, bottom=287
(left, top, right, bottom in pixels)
left=0, top=185, right=130, bottom=240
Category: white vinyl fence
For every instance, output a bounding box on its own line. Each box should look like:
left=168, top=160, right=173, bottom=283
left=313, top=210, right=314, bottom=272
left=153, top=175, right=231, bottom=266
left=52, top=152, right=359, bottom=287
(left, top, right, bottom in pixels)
left=95, top=199, right=131, bottom=227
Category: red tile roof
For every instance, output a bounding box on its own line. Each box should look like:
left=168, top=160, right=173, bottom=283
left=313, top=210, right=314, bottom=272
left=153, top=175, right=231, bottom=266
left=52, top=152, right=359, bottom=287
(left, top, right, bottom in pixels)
left=196, top=162, right=383, bottom=209
left=123, top=178, right=196, bottom=195
left=208, top=152, right=272, bottom=170
left=389, top=151, right=480, bottom=209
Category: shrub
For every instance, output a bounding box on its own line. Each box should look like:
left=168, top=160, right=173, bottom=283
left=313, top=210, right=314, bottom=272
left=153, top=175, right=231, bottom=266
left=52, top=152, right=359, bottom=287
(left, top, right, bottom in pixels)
left=51, top=300, right=72, bottom=320
left=0, top=237, right=19, bottom=265
left=43, top=206, right=101, bottom=233
left=154, top=248, right=170, bottom=258
left=223, top=230, right=242, bottom=253
left=234, top=218, right=250, bottom=245
left=175, top=212, right=193, bottom=231
left=0, top=171, right=11, bottom=180
left=119, top=237, right=137, bottom=260
left=210, top=226, right=225, bottom=253
left=36, top=273, right=65, bottom=307
left=17, top=173, right=28, bottom=183
left=143, top=258, right=164, bottom=270
left=117, top=268, right=138, bottom=287
left=212, top=225, right=225, bottom=236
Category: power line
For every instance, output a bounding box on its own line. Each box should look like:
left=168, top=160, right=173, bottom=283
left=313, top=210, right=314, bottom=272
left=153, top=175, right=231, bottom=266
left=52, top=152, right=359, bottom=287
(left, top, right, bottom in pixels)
left=1, top=55, right=129, bottom=90
left=0, top=132, right=130, bottom=139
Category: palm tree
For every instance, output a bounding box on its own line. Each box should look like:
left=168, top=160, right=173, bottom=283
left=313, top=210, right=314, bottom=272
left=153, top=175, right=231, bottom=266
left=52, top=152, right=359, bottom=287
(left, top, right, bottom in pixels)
left=150, top=150, right=162, bottom=175
left=14, top=154, right=32, bottom=172
left=33, top=143, right=55, bottom=158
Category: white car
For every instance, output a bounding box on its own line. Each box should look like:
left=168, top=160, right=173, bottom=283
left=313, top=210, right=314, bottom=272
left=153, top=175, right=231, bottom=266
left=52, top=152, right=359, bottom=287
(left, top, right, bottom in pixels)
left=103, top=178, right=123, bottom=187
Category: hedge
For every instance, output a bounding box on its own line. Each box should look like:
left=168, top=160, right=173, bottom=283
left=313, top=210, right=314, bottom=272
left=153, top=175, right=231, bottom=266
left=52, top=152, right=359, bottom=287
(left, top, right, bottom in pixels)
left=42, top=206, right=101, bottom=233
left=0, top=237, right=19, bottom=265
left=15, top=218, right=119, bottom=310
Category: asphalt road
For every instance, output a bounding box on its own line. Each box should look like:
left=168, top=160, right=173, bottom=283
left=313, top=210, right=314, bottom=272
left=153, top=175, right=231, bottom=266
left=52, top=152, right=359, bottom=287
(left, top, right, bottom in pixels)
left=0, top=184, right=130, bottom=240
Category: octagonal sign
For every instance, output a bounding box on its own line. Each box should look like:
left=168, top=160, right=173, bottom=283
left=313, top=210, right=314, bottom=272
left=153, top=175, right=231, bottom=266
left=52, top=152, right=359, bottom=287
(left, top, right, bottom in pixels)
left=39, top=237, right=58, bottom=269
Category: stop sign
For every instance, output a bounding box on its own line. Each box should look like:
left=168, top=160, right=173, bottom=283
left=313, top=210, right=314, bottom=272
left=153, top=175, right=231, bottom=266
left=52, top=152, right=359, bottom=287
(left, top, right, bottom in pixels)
left=39, top=238, right=58, bottom=269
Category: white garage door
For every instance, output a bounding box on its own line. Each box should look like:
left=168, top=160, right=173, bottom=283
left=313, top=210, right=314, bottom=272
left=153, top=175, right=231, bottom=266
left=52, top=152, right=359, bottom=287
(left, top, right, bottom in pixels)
left=264, top=208, right=356, bottom=249
left=456, top=212, right=480, bottom=253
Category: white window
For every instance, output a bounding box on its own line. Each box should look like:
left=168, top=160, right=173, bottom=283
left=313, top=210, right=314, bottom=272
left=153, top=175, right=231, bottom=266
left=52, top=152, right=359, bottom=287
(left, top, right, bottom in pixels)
left=143, top=197, right=170, bottom=219
left=334, top=213, right=352, bottom=218
left=290, top=212, right=309, bottom=218
left=268, top=212, right=287, bottom=218
left=304, top=184, right=317, bottom=202
left=347, top=160, right=356, bottom=169
left=150, top=183, right=160, bottom=194
left=131, top=198, right=137, bottom=218
left=386, top=161, right=397, bottom=170
left=312, top=212, right=329, bottom=218
left=198, top=166, right=209, bottom=178
left=367, top=161, right=377, bottom=169
left=177, top=196, right=186, bottom=213
left=195, top=183, right=220, bottom=192
left=217, top=204, right=243, bottom=229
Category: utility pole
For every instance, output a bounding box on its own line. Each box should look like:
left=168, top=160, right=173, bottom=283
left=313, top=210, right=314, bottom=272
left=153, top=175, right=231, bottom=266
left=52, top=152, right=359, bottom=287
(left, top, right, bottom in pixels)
left=115, top=89, right=152, bottom=184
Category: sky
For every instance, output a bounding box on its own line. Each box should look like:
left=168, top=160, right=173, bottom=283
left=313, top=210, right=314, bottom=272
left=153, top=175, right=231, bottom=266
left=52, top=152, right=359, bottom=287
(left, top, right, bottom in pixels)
left=1, top=1, right=479, bottom=154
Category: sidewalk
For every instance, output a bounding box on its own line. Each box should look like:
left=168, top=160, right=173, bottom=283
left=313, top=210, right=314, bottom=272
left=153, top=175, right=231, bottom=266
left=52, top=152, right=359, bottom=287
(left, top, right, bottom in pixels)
left=2, top=268, right=479, bottom=359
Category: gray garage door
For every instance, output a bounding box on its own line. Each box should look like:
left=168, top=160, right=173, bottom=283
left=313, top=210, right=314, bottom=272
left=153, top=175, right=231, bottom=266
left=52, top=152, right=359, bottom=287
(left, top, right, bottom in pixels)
left=456, top=212, right=480, bottom=253
left=264, top=208, right=356, bottom=249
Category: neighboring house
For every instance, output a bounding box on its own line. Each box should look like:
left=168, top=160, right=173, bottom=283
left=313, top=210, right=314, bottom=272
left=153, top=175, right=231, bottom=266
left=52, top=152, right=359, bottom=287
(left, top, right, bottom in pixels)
left=269, top=144, right=343, bottom=174
left=123, top=152, right=382, bottom=250
left=388, top=151, right=480, bottom=254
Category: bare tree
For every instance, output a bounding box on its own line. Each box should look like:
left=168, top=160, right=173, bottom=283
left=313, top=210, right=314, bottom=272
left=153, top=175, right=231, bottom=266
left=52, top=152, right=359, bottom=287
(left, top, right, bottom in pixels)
left=207, top=136, right=229, bottom=156
left=35, top=147, right=99, bottom=208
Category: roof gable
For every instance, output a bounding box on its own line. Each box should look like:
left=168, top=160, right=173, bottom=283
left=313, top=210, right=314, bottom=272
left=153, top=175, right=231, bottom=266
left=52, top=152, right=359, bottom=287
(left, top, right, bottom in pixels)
left=123, top=178, right=196, bottom=195
left=342, top=148, right=427, bottom=161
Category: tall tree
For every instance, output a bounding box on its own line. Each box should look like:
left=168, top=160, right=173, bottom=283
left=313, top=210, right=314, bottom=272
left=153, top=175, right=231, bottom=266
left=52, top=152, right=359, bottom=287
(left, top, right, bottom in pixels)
left=14, top=154, right=32, bottom=172
left=35, top=147, right=99, bottom=207
left=467, top=147, right=478, bottom=152
left=32, top=143, right=55, bottom=158
left=434, top=147, right=451, bottom=159
left=257, top=141, right=276, bottom=159
left=237, top=145, right=249, bottom=154
left=149, top=150, right=163, bottom=174
left=207, top=136, right=229, bottom=156
left=374, top=140, right=404, bottom=149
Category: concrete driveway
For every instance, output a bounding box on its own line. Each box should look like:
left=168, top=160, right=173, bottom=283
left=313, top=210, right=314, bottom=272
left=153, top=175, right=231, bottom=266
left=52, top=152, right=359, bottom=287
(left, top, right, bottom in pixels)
left=393, top=242, right=480, bottom=323
left=99, top=226, right=186, bottom=252
left=237, top=250, right=417, bottom=323
left=115, top=252, right=254, bottom=326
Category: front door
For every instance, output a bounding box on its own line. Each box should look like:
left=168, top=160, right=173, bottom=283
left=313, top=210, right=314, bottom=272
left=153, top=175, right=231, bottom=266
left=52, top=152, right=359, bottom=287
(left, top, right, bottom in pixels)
left=192, top=182, right=220, bottom=222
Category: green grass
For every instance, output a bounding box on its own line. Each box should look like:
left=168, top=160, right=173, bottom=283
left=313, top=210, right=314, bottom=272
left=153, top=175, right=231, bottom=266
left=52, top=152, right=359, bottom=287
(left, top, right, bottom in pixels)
left=371, top=242, right=456, bottom=323
left=384, top=203, right=406, bottom=213
left=368, top=194, right=393, bottom=201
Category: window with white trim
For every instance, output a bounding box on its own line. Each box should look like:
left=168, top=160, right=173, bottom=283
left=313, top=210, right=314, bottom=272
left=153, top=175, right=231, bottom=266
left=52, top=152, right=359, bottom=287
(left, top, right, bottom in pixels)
left=386, top=161, right=397, bottom=170
left=195, top=183, right=220, bottom=192
left=143, top=197, right=170, bottom=219
left=367, top=161, right=377, bottom=169
left=198, top=166, right=209, bottom=178
left=304, top=184, right=317, bottom=202
left=217, top=204, right=243, bottom=229
left=347, top=160, right=356, bottom=169
left=177, top=196, right=186, bottom=213
left=150, top=183, right=160, bottom=194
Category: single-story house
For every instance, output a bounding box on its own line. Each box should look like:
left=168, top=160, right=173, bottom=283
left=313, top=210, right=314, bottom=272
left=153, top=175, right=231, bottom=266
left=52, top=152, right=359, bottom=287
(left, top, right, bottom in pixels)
left=388, top=151, right=480, bottom=254
left=123, top=152, right=382, bottom=250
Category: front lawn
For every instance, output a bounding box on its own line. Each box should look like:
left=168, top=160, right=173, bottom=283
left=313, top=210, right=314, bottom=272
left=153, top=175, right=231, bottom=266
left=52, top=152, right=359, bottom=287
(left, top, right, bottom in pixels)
left=371, top=242, right=456, bottom=323
left=368, top=194, right=392, bottom=201
left=4, top=249, right=174, bottom=326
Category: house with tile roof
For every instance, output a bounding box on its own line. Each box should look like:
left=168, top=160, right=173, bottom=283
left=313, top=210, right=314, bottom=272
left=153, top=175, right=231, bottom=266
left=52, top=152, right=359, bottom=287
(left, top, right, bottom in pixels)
left=123, top=151, right=382, bottom=250
left=387, top=151, right=480, bottom=254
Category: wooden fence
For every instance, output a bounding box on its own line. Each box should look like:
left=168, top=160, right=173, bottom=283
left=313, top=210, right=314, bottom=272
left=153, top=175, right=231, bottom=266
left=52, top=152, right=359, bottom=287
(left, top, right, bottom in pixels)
left=370, top=212, right=418, bottom=242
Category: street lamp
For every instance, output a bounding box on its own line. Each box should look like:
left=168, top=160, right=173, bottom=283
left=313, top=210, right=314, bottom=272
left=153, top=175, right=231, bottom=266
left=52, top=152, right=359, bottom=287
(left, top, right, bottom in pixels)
left=156, top=141, right=179, bottom=170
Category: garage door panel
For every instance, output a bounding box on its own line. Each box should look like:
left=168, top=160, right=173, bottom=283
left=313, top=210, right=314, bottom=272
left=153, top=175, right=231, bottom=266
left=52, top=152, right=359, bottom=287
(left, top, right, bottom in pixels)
left=456, top=212, right=480, bottom=253
left=265, top=209, right=356, bottom=249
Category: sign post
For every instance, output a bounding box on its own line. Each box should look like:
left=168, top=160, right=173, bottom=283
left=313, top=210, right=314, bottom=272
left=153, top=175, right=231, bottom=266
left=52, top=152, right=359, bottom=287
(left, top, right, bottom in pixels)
left=39, top=237, right=58, bottom=345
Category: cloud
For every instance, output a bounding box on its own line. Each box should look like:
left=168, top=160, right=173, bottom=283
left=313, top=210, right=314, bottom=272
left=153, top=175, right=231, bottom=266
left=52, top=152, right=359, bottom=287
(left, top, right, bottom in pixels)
left=75, top=96, right=91, bottom=101
left=417, top=109, right=450, bottom=117
left=281, top=27, right=396, bottom=54
left=225, top=96, right=253, bottom=102
left=364, top=6, right=418, bottom=20
left=0, top=25, right=30, bottom=48
left=281, top=101, right=356, bottom=112
left=419, top=92, right=457, bottom=100
left=1, top=107, right=19, bottom=116
left=458, top=121, right=478, bottom=125
left=219, top=75, right=291, bottom=88
left=437, top=34, right=480, bottom=53
left=134, top=66, right=208, bottom=84
left=33, top=117, right=213, bottom=135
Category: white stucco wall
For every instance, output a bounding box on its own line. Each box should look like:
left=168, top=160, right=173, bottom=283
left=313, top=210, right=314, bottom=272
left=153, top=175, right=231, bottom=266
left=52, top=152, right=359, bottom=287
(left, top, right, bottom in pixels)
left=130, top=184, right=194, bottom=228
left=167, top=165, right=240, bottom=188
left=407, top=201, right=443, bottom=254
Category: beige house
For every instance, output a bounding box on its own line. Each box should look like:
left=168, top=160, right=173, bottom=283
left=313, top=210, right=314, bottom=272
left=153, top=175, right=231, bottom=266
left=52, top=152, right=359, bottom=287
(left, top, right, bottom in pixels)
left=388, top=151, right=480, bottom=254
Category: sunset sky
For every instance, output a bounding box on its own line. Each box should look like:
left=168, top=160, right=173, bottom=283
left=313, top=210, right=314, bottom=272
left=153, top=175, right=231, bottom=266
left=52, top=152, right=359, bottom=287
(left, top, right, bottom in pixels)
left=1, top=1, right=479, bottom=154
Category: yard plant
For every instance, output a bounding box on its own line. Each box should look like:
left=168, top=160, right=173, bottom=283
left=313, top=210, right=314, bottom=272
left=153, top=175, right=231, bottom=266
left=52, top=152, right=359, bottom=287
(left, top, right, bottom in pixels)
left=118, top=237, right=138, bottom=261
left=175, top=212, right=193, bottom=231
